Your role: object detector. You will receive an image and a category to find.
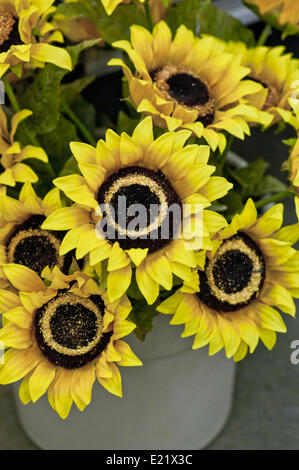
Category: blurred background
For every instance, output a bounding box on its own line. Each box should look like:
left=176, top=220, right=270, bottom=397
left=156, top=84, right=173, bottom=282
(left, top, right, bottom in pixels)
left=1, top=0, right=299, bottom=450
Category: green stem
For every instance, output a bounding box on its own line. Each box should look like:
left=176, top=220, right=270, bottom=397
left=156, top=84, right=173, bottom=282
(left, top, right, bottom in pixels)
left=3, top=76, right=55, bottom=178
left=62, top=101, right=96, bottom=147
left=256, top=24, right=272, bottom=46
left=219, top=134, right=234, bottom=170
left=255, top=190, right=292, bottom=209
left=145, top=2, right=154, bottom=31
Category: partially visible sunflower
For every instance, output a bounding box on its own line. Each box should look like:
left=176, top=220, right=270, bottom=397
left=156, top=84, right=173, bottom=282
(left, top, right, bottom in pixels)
left=0, top=265, right=141, bottom=418
left=224, top=41, right=299, bottom=124
left=109, top=21, right=265, bottom=151
left=53, top=0, right=102, bottom=43
left=158, top=199, right=299, bottom=361
left=243, top=0, right=299, bottom=31
left=42, top=117, right=232, bottom=305
left=0, top=0, right=72, bottom=78
left=277, top=97, right=299, bottom=219
left=0, top=182, right=74, bottom=288
left=0, top=108, right=48, bottom=187
left=101, top=0, right=168, bottom=19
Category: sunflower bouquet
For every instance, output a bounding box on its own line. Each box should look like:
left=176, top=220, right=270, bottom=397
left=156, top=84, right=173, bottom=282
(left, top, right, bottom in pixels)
left=0, top=0, right=298, bottom=422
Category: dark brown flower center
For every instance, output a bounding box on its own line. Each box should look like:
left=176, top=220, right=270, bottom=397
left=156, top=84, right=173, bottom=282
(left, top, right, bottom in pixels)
left=153, top=65, right=215, bottom=126
left=0, top=12, right=22, bottom=53
left=97, top=166, right=181, bottom=252
left=248, top=75, right=280, bottom=109
left=6, top=215, right=71, bottom=276
left=34, top=292, right=112, bottom=369
left=197, top=232, right=265, bottom=312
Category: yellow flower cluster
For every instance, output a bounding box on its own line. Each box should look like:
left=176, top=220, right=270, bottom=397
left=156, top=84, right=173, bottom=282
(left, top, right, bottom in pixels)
left=0, top=0, right=298, bottom=419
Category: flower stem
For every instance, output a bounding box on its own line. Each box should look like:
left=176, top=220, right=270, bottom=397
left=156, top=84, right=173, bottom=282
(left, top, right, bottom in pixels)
left=145, top=2, right=154, bottom=31
left=62, top=101, right=96, bottom=147
left=256, top=24, right=272, bottom=46
left=3, top=76, right=39, bottom=147
left=255, top=190, right=293, bottom=209
left=3, top=76, right=55, bottom=178
left=219, top=134, right=234, bottom=171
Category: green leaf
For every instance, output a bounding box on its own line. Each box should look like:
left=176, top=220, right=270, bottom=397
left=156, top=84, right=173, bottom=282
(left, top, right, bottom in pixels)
left=221, top=191, right=244, bottom=221
left=129, top=298, right=159, bottom=342
left=57, top=0, right=148, bottom=44
left=61, top=76, right=96, bottom=107
left=58, top=155, right=80, bottom=177
left=37, top=117, right=79, bottom=174
left=229, top=158, right=269, bottom=189
left=166, top=0, right=255, bottom=46
left=116, top=111, right=140, bottom=135
left=20, top=64, right=66, bottom=135
left=254, top=175, right=287, bottom=197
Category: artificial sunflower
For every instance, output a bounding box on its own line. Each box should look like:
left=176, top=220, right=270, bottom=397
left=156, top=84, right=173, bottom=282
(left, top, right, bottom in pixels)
left=53, top=0, right=101, bottom=43
left=0, top=107, right=48, bottom=187
left=101, top=0, right=167, bottom=19
left=109, top=21, right=265, bottom=151
left=0, top=265, right=141, bottom=418
left=243, top=0, right=299, bottom=30
left=0, top=182, right=74, bottom=289
left=0, top=0, right=72, bottom=78
left=158, top=199, right=299, bottom=361
left=42, top=117, right=231, bottom=305
left=224, top=41, right=299, bottom=124
left=277, top=97, right=299, bottom=219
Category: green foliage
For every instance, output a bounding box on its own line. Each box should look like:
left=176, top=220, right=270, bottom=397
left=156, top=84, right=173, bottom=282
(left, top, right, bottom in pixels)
left=129, top=298, right=159, bottom=342
left=56, top=0, right=148, bottom=44
left=222, top=157, right=287, bottom=219
left=166, top=0, right=255, bottom=45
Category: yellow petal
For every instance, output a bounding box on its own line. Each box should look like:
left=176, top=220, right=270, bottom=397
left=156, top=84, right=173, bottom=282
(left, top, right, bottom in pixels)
left=114, top=340, right=142, bottom=367
left=42, top=206, right=91, bottom=230
left=97, top=362, right=122, bottom=397
left=107, top=264, right=132, bottom=302
left=29, top=360, right=56, bottom=403
left=30, top=43, right=72, bottom=70
left=3, top=264, right=45, bottom=292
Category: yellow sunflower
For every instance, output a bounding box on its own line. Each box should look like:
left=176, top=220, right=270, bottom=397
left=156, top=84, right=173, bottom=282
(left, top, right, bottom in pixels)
left=42, top=117, right=231, bottom=305
left=0, top=107, right=48, bottom=187
left=158, top=199, right=299, bottom=361
left=276, top=97, right=299, bottom=218
left=224, top=41, right=299, bottom=124
left=0, top=182, right=75, bottom=289
left=0, top=0, right=72, bottom=78
left=0, top=264, right=141, bottom=418
left=109, top=21, right=266, bottom=152
left=244, top=0, right=299, bottom=30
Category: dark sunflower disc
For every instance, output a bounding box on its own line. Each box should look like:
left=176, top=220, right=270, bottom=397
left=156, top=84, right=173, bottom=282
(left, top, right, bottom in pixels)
left=198, top=232, right=266, bottom=312
left=97, top=165, right=182, bottom=252
left=34, top=292, right=112, bottom=369
left=6, top=214, right=72, bottom=276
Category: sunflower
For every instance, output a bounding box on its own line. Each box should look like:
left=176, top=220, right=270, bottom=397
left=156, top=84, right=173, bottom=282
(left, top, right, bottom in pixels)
left=276, top=97, right=299, bottom=218
left=42, top=117, right=231, bottom=305
left=53, top=0, right=102, bottom=43
left=244, top=0, right=299, bottom=30
left=0, top=108, right=49, bottom=187
left=100, top=0, right=167, bottom=19
left=0, top=264, right=141, bottom=418
left=0, top=182, right=75, bottom=289
left=158, top=199, right=299, bottom=361
left=109, top=21, right=266, bottom=152
left=224, top=41, right=299, bottom=124
left=0, top=0, right=72, bottom=78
